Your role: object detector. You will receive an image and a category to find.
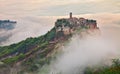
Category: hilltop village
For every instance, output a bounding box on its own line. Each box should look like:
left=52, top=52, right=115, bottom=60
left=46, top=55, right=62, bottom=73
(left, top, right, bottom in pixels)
left=0, top=13, right=100, bottom=74
left=55, top=12, right=99, bottom=33
left=51, top=12, right=99, bottom=42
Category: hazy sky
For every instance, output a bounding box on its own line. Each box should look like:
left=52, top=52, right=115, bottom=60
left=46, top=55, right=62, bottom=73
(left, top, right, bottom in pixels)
left=0, top=0, right=120, bottom=16
left=0, top=0, right=120, bottom=46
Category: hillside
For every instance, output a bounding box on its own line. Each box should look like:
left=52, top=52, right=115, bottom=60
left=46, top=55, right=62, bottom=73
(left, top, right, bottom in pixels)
left=0, top=13, right=100, bottom=74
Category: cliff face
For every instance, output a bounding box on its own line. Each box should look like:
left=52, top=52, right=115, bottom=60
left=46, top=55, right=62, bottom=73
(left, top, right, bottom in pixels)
left=0, top=15, right=99, bottom=74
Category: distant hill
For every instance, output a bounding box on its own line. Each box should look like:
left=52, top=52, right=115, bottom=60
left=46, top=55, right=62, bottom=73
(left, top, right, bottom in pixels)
left=0, top=20, right=16, bottom=30
left=0, top=20, right=17, bottom=44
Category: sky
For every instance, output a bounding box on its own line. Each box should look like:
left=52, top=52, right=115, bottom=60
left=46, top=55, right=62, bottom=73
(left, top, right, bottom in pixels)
left=0, top=0, right=120, bottom=16
left=0, top=0, right=120, bottom=46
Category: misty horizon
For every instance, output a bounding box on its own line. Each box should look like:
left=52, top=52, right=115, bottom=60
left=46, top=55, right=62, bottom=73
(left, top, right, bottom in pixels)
left=0, top=0, right=120, bottom=74
left=0, top=0, right=120, bottom=46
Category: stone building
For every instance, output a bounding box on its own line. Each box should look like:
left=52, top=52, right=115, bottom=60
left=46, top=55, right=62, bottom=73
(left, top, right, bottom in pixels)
left=55, top=12, right=99, bottom=36
left=86, top=19, right=97, bottom=29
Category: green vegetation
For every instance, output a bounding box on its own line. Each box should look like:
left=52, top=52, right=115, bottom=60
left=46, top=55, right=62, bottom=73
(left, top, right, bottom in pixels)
left=2, top=53, right=25, bottom=65
left=44, top=27, right=56, bottom=41
left=55, top=19, right=72, bottom=28
left=0, top=26, right=57, bottom=74
left=0, top=19, right=110, bottom=74
left=84, top=59, right=120, bottom=74
left=0, top=27, right=56, bottom=65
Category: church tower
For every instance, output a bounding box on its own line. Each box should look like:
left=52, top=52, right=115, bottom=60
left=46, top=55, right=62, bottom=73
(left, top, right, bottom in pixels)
left=70, top=12, right=72, bottom=19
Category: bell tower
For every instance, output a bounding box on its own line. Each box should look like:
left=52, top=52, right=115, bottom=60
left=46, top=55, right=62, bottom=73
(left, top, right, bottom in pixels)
left=70, top=12, right=72, bottom=19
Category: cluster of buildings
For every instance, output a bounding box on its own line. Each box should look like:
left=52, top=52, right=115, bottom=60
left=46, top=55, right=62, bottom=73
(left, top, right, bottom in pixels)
left=55, top=12, right=99, bottom=36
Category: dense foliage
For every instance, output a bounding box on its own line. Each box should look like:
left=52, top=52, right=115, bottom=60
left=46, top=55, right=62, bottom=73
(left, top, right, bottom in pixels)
left=0, top=27, right=56, bottom=65
left=55, top=19, right=72, bottom=28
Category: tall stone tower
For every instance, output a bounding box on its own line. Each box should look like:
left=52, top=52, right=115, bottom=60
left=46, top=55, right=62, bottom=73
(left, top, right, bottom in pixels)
left=70, top=12, right=72, bottom=19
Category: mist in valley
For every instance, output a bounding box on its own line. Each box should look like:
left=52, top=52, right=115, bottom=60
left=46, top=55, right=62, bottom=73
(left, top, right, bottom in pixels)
left=0, top=16, right=56, bottom=46
left=0, top=0, right=120, bottom=74
left=37, top=30, right=120, bottom=74
left=0, top=13, right=120, bottom=74
left=36, top=13, right=120, bottom=74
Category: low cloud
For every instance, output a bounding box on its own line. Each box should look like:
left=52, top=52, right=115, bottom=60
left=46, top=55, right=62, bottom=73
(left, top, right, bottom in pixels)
left=0, top=33, right=12, bottom=45
left=37, top=13, right=120, bottom=74
left=0, top=16, right=56, bottom=46
left=0, top=13, right=120, bottom=47
left=38, top=29, right=120, bottom=74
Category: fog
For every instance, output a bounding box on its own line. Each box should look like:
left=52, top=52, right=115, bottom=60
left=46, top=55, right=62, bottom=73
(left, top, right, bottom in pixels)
left=36, top=13, right=120, bottom=74
left=0, top=0, right=120, bottom=46
left=46, top=33, right=119, bottom=74
left=0, top=16, right=56, bottom=46
left=0, top=0, right=120, bottom=74
left=0, top=13, right=120, bottom=46
left=0, top=13, right=120, bottom=74
left=38, top=29, right=120, bottom=74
